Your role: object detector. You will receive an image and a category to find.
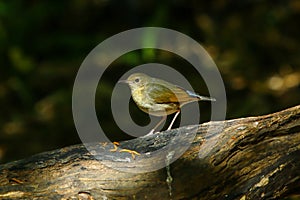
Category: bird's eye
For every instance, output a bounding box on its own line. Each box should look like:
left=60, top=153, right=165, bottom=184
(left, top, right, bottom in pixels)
left=134, top=78, right=140, bottom=83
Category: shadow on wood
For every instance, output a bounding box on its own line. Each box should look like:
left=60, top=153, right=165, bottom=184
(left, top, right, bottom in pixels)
left=0, top=105, right=300, bottom=199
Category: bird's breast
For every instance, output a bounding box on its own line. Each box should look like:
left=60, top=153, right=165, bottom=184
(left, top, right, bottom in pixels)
left=131, top=87, right=179, bottom=116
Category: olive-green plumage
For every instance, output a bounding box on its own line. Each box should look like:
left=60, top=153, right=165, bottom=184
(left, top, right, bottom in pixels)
left=119, top=73, right=216, bottom=134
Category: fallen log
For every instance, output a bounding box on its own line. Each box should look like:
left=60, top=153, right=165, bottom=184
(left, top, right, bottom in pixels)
left=0, top=105, right=299, bottom=199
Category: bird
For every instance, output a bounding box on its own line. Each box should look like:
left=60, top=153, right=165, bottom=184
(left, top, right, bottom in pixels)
left=118, top=73, right=216, bottom=135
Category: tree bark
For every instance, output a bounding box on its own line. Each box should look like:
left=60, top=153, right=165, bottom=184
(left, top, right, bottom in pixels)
left=0, top=105, right=300, bottom=200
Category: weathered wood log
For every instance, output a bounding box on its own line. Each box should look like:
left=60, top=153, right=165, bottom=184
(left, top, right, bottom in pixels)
left=0, top=105, right=299, bottom=199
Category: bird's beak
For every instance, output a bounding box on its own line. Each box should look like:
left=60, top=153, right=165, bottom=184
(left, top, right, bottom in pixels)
left=118, top=79, right=129, bottom=84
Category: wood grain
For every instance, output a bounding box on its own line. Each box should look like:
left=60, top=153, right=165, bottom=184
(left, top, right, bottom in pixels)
left=0, top=105, right=299, bottom=199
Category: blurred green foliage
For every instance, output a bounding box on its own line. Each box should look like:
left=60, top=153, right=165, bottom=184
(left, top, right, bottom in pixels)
left=0, top=0, right=299, bottom=163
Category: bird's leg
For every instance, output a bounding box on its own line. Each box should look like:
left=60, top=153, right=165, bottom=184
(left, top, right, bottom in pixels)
left=147, top=115, right=167, bottom=135
left=167, top=111, right=180, bottom=130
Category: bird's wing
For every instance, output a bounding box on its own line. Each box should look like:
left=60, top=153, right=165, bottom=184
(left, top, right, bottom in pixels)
left=145, top=83, right=194, bottom=103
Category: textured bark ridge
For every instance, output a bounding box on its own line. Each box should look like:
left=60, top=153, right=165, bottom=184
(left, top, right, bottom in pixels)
left=0, top=105, right=299, bottom=199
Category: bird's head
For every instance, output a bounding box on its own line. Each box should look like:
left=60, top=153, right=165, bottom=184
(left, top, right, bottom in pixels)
left=118, top=73, right=150, bottom=91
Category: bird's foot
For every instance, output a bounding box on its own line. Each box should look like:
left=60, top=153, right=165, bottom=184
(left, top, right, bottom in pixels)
left=141, top=129, right=159, bottom=138
left=147, top=129, right=155, bottom=135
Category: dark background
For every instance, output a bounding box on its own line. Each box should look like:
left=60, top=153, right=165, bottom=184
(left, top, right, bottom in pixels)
left=0, top=0, right=299, bottom=164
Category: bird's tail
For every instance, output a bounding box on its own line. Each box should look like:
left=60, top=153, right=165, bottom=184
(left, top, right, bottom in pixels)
left=198, top=95, right=216, bottom=101
left=186, top=90, right=216, bottom=101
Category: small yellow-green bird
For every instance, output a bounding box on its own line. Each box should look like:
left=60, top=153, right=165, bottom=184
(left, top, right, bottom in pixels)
left=119, top=73, right=216, bottom=134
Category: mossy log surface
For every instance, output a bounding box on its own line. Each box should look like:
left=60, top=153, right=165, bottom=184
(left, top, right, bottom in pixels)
left=0, top=105, right=300, bottom=199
